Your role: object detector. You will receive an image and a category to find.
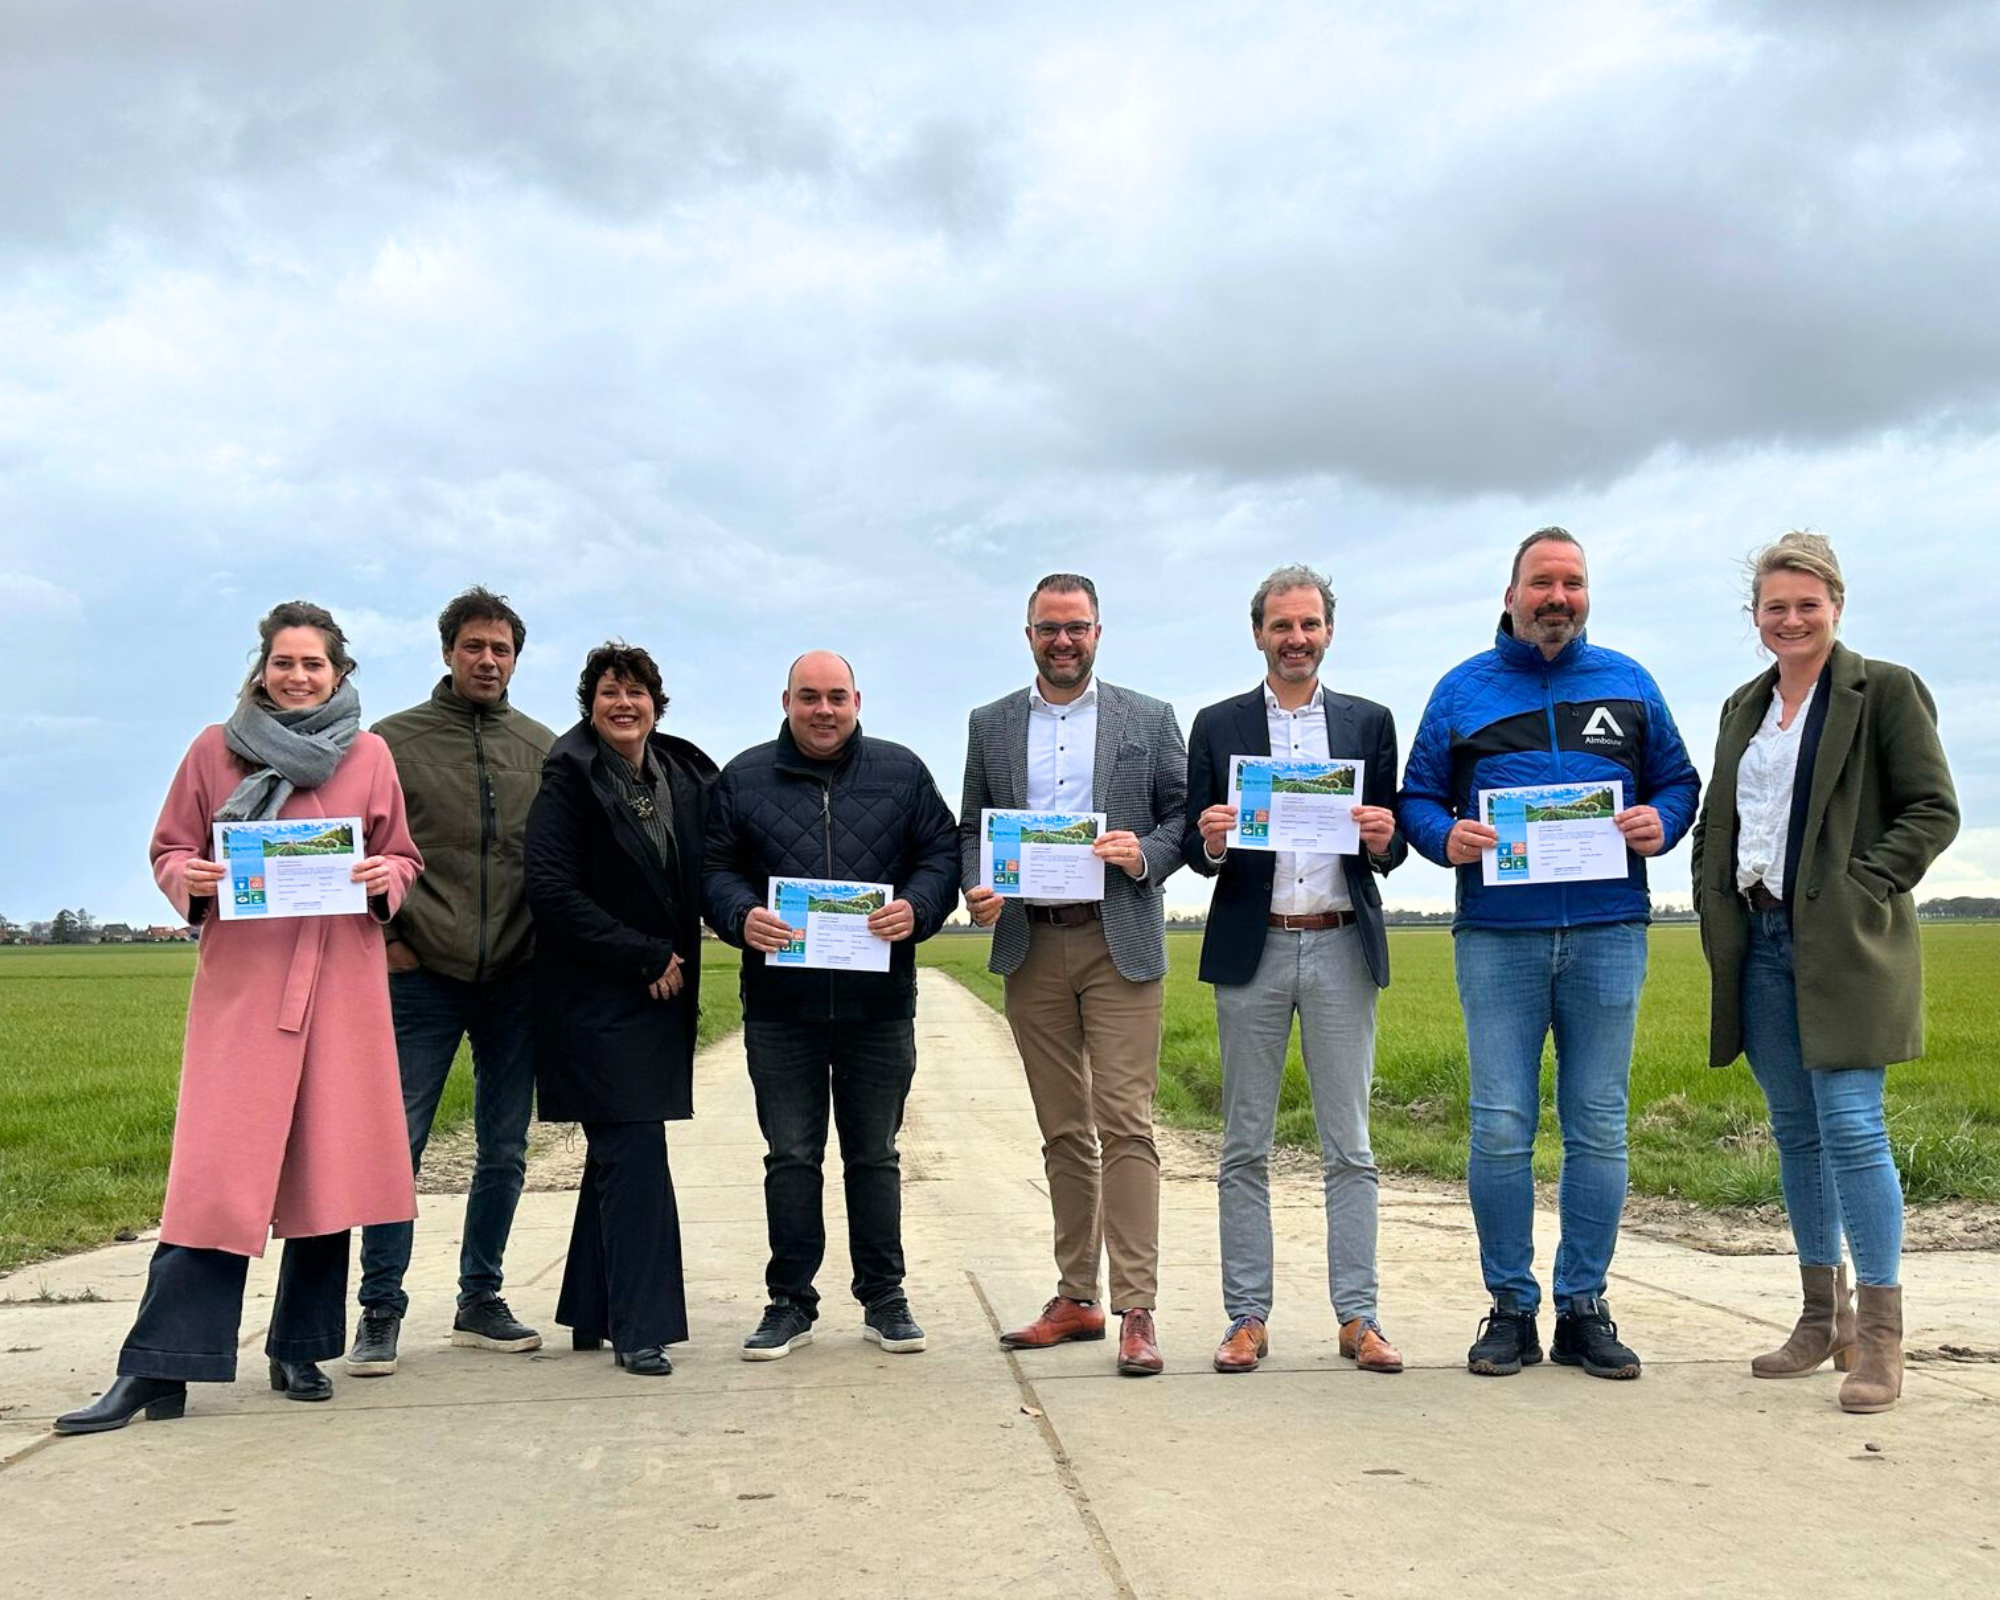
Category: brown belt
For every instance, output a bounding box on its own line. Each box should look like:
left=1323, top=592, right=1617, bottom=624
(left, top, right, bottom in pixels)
left=1742, top=882, right=1785, bottom=913
left=1267, top=910, right=1356, bottom=932
left=1026, top=902, right=1102, bottom=927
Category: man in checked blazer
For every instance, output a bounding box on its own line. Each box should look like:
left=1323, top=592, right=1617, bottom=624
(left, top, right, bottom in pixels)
left=1185, top=564, right=1408, bottom=1377
left=960, top=573, right=1189, bottom=1376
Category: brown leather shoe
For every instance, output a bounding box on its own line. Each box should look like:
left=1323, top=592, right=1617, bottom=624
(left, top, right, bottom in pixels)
left=1117, top=1308, right=1164, bottom=1376
left=1213, top=1315, right=1268, bottom=1373
left=999, top=1296, right=1107, bottom=1350
left=1339, top=1316, right=1404, bottom=1374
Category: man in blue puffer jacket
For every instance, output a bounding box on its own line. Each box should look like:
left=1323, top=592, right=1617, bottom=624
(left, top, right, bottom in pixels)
left=1399, top=528, right=1699, bottom=1382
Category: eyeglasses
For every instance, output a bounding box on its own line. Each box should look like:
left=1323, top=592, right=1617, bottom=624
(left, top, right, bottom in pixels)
left=1031, top=622, right=1097, bottom=641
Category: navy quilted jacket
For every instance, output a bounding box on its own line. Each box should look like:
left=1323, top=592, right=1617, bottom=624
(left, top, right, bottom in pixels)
left=1398, top=619, right=1700, bottom=931
left=702, top=723, right=960, bottom=1022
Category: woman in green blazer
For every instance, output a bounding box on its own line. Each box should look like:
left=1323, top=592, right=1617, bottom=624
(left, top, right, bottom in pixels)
left=1692, top=533, right=1958, bottom=1414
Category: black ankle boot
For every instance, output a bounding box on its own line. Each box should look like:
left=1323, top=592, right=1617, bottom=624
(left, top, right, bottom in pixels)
left=268, top=1358, right=334, bottom=1401
left=572, top=1331, right=605, bottom=1351
left=613, top=1346, right=673, bottom=1376
left=54, top=1375, right=187, bottom=1435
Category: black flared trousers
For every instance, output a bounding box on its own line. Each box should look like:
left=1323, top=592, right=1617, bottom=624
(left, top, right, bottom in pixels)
left=118, top=1232, right=349, bottom=1382
left=555, top=1121, right=688, bottom=1352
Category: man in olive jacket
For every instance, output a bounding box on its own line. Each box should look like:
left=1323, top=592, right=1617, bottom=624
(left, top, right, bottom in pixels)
left=702, top=650, right=959, bottom=1362
left=347, top=588, right=556, bottom=1377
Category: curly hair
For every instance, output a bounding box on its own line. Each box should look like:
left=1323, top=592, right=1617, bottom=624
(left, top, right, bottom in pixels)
left=577, top=641, right=669, bottom=717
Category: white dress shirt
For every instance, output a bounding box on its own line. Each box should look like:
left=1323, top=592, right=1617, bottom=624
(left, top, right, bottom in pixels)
left=1026, top=678, right=1104, bottom=906
left=1263, top=682, right=1351, bottom=915
left=1735, top=682, right=1815, bottom=901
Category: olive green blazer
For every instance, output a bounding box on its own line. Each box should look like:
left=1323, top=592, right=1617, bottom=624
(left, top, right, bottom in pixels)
left=1692, top=643, right=1958, bottom=1070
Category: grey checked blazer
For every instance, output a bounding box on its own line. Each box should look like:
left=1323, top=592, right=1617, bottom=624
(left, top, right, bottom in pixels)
left=958, top=680, right=1189, bottom=982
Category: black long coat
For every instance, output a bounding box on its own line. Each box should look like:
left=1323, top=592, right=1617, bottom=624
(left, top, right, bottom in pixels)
left=525, top=720, right=717, bottom=1123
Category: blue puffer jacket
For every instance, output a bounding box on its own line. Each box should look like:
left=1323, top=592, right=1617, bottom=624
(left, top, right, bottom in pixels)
left=702, top=722, right=959, bottom=1023
left=1398, top=619, right=1700, bottom=930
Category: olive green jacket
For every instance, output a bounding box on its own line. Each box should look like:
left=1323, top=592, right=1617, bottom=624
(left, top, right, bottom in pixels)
left=1692, top=644, right=1958, bottom=1070
left=375, top=679, right=556, bottom=983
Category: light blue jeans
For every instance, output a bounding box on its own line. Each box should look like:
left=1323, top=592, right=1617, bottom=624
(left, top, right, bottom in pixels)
left=1739, top=909, right=1902, bottom=1286
left=1454, top=923, right=1647, bottom=1315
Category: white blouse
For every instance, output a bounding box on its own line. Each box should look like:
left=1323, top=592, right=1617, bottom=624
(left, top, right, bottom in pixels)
left=1734, top=682, right=1816, bottom=901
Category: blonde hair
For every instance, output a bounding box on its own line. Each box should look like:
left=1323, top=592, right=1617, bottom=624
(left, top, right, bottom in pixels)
left=1748, top=530, right=1844, bottom=612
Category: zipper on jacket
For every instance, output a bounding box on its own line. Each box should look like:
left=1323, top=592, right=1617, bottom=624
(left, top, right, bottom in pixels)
left=1541, top=666, right=1571, bottom=929
left=821, top=782, right=834, bottom=877
left=474, top=712, right=493, bottom=984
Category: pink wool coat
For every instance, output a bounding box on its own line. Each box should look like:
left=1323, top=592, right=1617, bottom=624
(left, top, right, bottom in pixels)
left=151, top=724, right=424, bottom=1256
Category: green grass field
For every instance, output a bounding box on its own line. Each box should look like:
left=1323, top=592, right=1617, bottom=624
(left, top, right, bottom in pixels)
left=0, top=944, right=744, bottom=1275
left=917, top=924, right=2000, bottom=1212
left=2, top=927, right=1993, bottom=1273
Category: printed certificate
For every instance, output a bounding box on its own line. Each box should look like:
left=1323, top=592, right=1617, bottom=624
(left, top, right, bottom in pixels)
left=1479, top=781, right=1628, bottom=887
left=980, top=809, right=1108, bottom=901
left=1226, top=757, right=1367, bottom=855
left=211, top=817, right=369, bottom=921
left=764, top=877, right=895, bottom=972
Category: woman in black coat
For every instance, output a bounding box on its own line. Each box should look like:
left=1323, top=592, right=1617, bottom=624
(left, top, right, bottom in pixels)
left=525, top=642, right=716, bottom=1375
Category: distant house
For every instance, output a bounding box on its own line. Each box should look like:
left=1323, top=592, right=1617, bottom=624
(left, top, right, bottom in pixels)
left=98, top=923, right=137, bottom=944
left=144, top=925, right=194, bottom=943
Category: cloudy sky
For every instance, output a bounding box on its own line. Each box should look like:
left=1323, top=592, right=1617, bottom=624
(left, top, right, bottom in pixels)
left=4, top=0, right=1997, bottom=926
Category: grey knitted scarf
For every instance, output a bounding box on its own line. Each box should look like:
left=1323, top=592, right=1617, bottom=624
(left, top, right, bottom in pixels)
left=216, top=676, right=363, bottom=822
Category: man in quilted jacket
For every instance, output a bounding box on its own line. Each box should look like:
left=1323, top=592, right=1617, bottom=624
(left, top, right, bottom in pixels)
left=1399, top=528, right=1700, bottom=1383
left=702, top=650, right=959, bottom=1361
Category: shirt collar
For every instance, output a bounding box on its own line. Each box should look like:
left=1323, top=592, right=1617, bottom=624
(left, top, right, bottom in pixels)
left=1262, top=679, right=1325, bottom=715
left=1029, top=678, right=1098, bottom=716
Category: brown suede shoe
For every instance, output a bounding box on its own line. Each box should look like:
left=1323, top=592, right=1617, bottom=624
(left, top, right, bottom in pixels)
left=1117, top=1308, right=1164, bottom=1376
left=1213, top=1315, right=1268, bottom=1373
left=1339, top=1316, right=1404, bottom=1374
left=999, top=1296, right=1107, bottom=1350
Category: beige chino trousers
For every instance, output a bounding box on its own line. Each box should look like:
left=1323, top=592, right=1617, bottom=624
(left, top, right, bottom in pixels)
left=1003, top=918, right=1165, bottom=1310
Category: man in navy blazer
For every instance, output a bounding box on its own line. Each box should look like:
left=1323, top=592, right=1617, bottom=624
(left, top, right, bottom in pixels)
left=1185, top=564, right=1407, bottom=1375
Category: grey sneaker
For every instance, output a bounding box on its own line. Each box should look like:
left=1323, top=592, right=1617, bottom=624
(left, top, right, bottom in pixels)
left=451, top=1293, right=542, bottom=1353
left=345, top=1307, right=401, bottom=1376
left=742, top=1302, right=815, bottom=1361
left=861, top=1296, right=927, bottom=1354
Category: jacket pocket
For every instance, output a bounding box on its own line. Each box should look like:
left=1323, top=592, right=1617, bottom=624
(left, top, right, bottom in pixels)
left=1846, top=860, right=1892, bottom=905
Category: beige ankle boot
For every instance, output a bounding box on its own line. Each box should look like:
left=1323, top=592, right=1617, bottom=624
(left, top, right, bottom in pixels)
left=1838, top=1284, right=1903, bottom=1413
left=1752, top=1263, right=1856, bottom=1378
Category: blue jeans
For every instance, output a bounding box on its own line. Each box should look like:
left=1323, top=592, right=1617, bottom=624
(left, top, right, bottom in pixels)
left=358, top=964, right=536, bottom=1315
left=744, top=1018, right=917, bottom=1318
left=1455, top=923, right=1647, bottom=1315
left=1739, top=909, right=1902, bottom=1286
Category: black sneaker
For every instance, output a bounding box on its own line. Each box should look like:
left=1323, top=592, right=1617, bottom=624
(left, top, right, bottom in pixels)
left=1467, top=1306, right=1542, bottom=1376
left=742, top=1302, right=815, bottom=1361
left=861, top=1296, right=927, bottom=1354
left=1552, top=1296, right=1642, bottom=1379
left=451, top=1293, right=542, bottom=1353
left=345, top=1307, right=401, bottom=1376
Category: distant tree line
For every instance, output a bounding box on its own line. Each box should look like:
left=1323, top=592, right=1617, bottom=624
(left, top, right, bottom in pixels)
left=0, top=909, right=193, bottom=945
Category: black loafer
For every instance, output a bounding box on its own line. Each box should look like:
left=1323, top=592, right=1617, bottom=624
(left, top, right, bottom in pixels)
left=613, top=1346, right=673, bottom=1376
left=53, top=1376, right=188, bottom=1435
left=268, top=1359, right=334, bottom=1401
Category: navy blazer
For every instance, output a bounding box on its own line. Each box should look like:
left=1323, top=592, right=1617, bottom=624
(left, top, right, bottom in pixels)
left=1183, top=684, right=1405, bottom=989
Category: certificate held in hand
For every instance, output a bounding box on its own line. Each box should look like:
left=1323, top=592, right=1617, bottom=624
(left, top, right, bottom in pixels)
left=764, top=877, right=895, bottom=972
left=211, top=817, right=369, bottom=921
left=980, top=809, right=1108, bottom=901
left=1225, top=757, right=1366, bottom=856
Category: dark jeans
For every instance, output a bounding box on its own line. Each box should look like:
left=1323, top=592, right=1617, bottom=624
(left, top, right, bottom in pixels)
left=359, top=963, right=535, bottom=1315
left=744, top=1018, right=917, bottom=1317
left=555, top=1121, right=689, bottom=1352
left=119, top=1233, right=348, bottom=1383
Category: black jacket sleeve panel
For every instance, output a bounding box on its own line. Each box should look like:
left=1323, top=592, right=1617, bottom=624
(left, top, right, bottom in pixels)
left=1182, top=704, right=1225, bottom=878
left=1367, top=703, right=1409, bottom=876
left=900, top=764, right=961, bottom=941
left=699, top=767, right=762, bottom=948
left=524, top=765, right=672, bottom=983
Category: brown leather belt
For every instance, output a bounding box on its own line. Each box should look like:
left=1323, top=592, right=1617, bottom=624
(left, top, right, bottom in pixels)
left=1267, top=910, right=1356, bottom=932
left=1026, top=902, right=1102, bottom=927
left=1742, top=882, right=1785, bottom=913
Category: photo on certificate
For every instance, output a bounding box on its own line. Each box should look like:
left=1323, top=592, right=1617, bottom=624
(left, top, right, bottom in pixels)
left=765, top=876, right=895, bottom=972
left=1226, top=756, right=1366, bottom=856
left=211, top=817, right=369, bottom=921
left=1479, top=780, right=1627, bottom=887
left=980, top=809, right=1108, bottom=901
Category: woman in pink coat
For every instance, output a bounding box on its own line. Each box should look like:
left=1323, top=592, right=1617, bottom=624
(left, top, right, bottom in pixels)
left=57, top=601, right=424, bottom=1435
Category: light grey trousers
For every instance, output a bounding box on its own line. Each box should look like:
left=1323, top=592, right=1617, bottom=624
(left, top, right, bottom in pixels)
left=1214, top=923, right=1380, bottom=1325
